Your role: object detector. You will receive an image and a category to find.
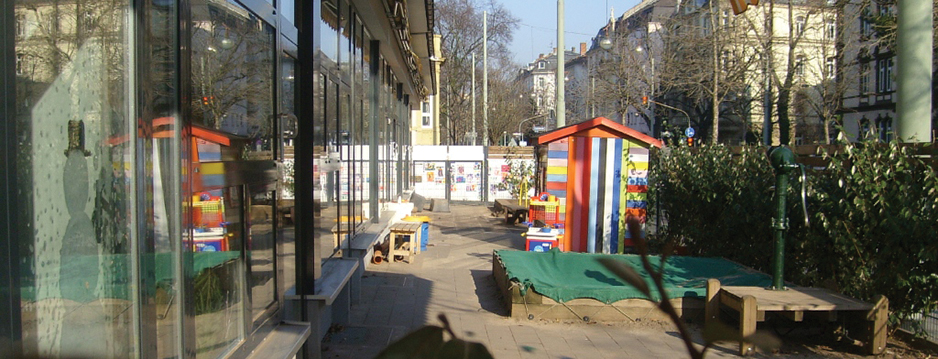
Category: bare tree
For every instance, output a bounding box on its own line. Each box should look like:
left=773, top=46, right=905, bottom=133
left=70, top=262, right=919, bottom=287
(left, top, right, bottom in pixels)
left=485, top=64, right=536, bottom=144
left=435, top=0, right=519, bottom=145
left=657, top=0, right=757, bottom=144
left=590, top=22, right=655, bottom=130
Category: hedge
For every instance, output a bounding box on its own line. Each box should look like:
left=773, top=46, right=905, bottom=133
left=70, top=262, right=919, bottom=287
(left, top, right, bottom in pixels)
left=652, top=142, right=938, bottom=323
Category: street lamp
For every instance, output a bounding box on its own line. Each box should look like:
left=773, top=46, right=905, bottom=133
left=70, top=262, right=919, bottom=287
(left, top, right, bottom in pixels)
left=636, top=45, right=657, bottom=137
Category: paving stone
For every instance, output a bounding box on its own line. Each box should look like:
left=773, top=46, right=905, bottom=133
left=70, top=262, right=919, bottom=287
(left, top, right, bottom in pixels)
left=320, top=205, right=771, bottom=359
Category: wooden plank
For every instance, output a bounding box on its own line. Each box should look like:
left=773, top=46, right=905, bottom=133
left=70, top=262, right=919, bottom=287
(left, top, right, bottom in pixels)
left=705, top=279, right=721, bottom=327
left=740, top=295, right=757, bottom=356
left=721, top=290, right=744, bottom=313
left=722, top=286, right=874, bottom=311
left=865, top=295, right=888, bottom=355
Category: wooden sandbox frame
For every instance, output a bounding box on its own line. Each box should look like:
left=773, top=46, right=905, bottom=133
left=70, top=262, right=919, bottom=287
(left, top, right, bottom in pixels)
left=492, top=251, right=705, bottom=323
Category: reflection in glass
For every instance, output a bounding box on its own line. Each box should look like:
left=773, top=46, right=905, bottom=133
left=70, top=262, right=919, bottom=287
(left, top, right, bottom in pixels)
left=249, top=189, right=276, bottom=320
left=191, top=0, right=275, bottom=160
left=14, top=0, right=138, bottom=356
left=193, top=187, right=244, bottom=358
left=320, top=0, right=339, bottom=73
left=279, top=51, right=297, bottom=295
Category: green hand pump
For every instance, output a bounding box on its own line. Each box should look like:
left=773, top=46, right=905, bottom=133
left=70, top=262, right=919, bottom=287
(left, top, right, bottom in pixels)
left=767, top=146, right=800, bottom=290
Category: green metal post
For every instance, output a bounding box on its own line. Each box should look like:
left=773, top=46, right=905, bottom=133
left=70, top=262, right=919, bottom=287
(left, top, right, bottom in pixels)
left=768, top=146, right=796, bottom=290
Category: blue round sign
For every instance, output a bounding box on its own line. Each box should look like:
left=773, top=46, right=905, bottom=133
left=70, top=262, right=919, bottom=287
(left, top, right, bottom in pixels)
left=685, top=127, right=695, bottom=138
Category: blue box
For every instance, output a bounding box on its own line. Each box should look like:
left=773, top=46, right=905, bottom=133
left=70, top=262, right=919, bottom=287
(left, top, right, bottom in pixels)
left=526, top=238, right=557, bottom=252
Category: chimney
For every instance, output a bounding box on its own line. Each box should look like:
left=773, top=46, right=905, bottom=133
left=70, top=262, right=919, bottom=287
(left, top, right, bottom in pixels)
left=580, top=42, right=587, bottom=55
left=552, top=47, right=557, bottom=55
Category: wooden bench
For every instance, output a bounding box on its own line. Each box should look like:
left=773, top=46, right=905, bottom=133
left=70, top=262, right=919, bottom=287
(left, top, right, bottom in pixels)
left=494, top=199, right=529, bottom=224
left=388, top=222, right=423, bottom=263
left=331, top=223, right=350, bottom=250
left=705, top=279, right=888, bottom=356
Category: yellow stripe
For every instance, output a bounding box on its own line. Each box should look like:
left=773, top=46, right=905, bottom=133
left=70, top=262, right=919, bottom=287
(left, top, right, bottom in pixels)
left=201, top=162, right=224, bottom=174
left=546, top=166, right=566, bottom=175
left=624, top=161, right=649, bottom=170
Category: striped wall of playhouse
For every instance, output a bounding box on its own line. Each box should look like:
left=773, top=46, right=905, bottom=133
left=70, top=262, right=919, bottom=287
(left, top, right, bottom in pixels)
left=549, top=136, right=650, bottom=254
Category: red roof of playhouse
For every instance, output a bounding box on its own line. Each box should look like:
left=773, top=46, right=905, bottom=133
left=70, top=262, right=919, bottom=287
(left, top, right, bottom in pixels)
left=538, top=117, right=664, bottom=148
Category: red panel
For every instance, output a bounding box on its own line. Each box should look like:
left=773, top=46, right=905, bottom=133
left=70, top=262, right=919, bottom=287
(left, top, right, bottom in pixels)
left=627, top=185, right=648, bottom=193
left=545, top=181, right=566, bottom=190
left=564, top=137, right=576, bottom=252
left=578, top=139, right=592, bottom=253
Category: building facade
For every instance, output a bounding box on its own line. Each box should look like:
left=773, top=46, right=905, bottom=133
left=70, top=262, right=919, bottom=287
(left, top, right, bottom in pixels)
left=2, top=0, right=434, bottom=357
left=517, top=46, right=583, bottom=128
left=838, top=1, right=897, bottom=142
left=589, top=0, right=838, bottom=145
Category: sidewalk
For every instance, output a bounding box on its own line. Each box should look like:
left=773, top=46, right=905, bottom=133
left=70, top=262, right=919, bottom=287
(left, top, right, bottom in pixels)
left=319, top=204, right=802, bottom=359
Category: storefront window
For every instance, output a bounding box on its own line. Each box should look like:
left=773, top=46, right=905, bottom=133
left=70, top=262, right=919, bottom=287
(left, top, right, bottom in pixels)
left=192, top=187, right=245, bottom=358
left=249, top=188, right=276, bottom=321
left=191, top=0, right=275, bottom=160
left=13, top=0, right=140, bottom=356
left=279, top=49, right=297, bottom=294
left=189, top=0, right=276, bottom=356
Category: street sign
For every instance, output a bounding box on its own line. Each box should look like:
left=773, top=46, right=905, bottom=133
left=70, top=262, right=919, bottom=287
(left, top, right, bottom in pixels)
left=685, top=127, right=695, bottom=138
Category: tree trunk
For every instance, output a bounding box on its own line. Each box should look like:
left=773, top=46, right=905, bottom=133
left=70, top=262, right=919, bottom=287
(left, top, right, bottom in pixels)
left=710, top=0, right=720, bottom=144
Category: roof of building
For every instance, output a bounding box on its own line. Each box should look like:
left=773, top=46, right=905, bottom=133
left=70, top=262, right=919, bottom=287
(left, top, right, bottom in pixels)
left=538, top=117, right=664, bottom=147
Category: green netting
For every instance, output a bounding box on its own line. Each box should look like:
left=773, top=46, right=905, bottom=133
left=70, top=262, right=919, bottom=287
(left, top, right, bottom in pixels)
left=495, top=248, right=773, bottom=304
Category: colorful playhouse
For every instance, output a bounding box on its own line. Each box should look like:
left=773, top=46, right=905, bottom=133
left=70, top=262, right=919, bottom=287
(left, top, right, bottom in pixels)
left=537, top=117, right=663, bottom=254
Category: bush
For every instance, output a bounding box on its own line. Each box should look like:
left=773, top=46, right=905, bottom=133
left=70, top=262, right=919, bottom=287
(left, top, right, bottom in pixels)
left=653, top=142, right=938, bottom=323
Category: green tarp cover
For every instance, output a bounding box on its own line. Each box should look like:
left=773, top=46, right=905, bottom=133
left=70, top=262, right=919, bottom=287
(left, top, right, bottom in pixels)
left=495, top=249, right=773, bottom=304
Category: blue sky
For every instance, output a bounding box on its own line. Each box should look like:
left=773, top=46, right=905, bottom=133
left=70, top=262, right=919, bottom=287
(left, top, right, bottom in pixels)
left=501, top=0, right=642, bottom=65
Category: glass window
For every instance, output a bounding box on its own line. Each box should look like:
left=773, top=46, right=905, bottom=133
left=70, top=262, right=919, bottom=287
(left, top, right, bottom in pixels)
left=826, top=19, right=836, bottom=40
left=192, top=186, right=245, bottom=358
left=249, top=188, right=276, bottom=321
left=15, top=12, right=27, bottom=37
left=279, top=50, right=297, bottom=296
left=877, top=117, right=893, bottom=142
left=826, top=57, right=836, bottom=79
left=320, top=0, right=339, bottom=72
left=13, top=0, right=143, bottom=356
left=339, top=0, right=351, bottom=83
left=281, top=0, right=295, bottom=26
left=15, top=53, right=26, bottom=75
left=795, top=16, right=805, bottom=35
left=860, top=9, right=872, bottom=38
left=859, top=62, right=870, bottom=94
left=877, top=58, right=893, bottom=93
left=191, top=0, right=275, bottom=160
left=794, top=55, right=805, bottom=77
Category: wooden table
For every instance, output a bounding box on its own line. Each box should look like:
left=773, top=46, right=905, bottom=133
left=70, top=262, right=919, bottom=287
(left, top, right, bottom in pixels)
left=705, top=279, right=888, bottom=356
left=494, top=199, right=528, bottom=224
left=388, top=222, right=423, bottom=263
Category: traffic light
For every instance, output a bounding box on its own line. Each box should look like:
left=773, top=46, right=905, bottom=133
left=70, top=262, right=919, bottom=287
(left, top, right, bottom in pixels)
left=202, top=96, right=210, bottom=105
left=687, top=137, right=694, bottom=147
left=642, top=96, right=648, bottom=106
